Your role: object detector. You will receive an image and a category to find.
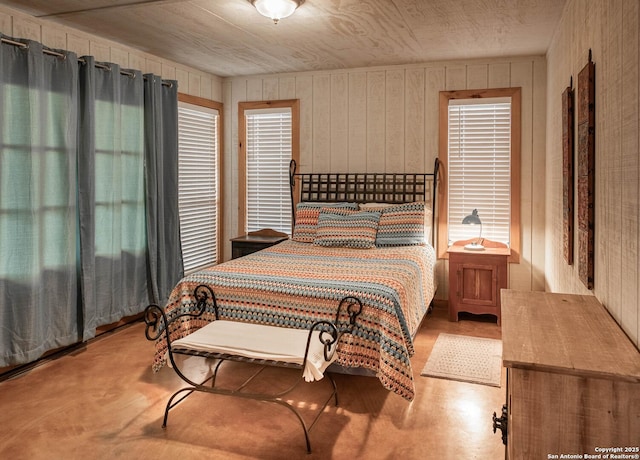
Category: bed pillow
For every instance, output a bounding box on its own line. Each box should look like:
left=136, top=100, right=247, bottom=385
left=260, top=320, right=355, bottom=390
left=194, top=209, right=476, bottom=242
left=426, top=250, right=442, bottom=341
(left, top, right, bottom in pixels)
left=292, top=202, right=358, bottom=243
left=314, top=209, right=381, bottom=249
left=372, top=201, right=428, bottom=247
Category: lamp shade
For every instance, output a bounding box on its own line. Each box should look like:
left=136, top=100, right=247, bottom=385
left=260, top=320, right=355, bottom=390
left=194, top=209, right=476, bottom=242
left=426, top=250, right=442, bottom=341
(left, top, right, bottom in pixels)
left=251, top=0, right=304, bottom=24
left=462, top=209, right=482, bottom=225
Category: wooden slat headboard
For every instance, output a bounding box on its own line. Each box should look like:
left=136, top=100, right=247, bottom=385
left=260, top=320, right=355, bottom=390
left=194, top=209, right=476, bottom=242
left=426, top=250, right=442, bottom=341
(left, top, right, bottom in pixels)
left=289, top=158, right=441, bottom=244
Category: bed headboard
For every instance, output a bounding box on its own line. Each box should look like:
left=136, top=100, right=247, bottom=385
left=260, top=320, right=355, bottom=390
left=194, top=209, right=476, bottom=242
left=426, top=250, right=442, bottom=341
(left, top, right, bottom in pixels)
left=289, top=158, right=441, bottom=244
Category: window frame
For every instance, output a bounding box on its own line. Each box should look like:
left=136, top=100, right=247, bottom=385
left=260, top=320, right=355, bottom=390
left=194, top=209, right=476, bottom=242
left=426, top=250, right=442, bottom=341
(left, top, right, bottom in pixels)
left=437, top=87, right=521, bottom=263
left=238, top=99, right=300, bottom=235
left=177, top=93, right=224, bottom=270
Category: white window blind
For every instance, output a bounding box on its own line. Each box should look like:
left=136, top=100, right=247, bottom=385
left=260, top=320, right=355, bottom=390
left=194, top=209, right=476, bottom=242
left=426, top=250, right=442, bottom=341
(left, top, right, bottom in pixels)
left=178, top=101, right=219, bottom=273
left=447, top=98, right=511, bottom=245
left=245, top=108, right=292, bottom=234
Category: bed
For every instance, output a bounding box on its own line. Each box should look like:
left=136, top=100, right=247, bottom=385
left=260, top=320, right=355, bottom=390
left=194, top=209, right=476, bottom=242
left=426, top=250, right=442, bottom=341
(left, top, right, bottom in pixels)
left=152, top=158, right=440, bottom=401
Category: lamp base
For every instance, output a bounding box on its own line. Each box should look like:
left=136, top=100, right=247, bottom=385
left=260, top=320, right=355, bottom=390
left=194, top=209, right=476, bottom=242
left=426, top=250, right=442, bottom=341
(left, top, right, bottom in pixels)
left=464, top=243, right=485, bottom=251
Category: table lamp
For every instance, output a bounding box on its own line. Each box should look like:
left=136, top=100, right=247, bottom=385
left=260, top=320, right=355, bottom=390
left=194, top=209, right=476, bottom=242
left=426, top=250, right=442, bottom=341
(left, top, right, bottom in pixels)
left=462, top=209, right=484, bottom=250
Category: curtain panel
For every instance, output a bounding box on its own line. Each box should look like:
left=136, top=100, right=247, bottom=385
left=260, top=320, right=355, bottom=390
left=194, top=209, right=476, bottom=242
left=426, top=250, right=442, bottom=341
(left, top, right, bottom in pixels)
left=78, top=57, right=151, bottom=340
left=0, top=38, right=79, bottom=365
left=144, top=75, right=183, bottom=306
left=0, top=35, right=181, bottom=366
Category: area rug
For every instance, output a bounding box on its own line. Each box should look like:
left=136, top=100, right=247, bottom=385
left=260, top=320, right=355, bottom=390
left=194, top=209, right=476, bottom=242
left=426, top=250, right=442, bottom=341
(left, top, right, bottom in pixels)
left=420, top=333, right=502, bottom=387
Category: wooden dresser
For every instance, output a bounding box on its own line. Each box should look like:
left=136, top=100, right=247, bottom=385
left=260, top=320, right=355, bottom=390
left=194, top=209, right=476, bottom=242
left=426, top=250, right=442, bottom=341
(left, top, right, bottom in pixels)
left=498, top=290, right=640, bottom=459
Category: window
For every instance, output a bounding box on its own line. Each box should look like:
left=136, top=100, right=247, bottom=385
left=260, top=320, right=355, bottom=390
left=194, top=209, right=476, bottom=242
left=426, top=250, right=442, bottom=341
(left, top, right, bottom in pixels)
left=438, top=88, right=521, bottom=262
left=178, top=95, right=222, bottom=273
left=238, top=100, right=300, bottom=235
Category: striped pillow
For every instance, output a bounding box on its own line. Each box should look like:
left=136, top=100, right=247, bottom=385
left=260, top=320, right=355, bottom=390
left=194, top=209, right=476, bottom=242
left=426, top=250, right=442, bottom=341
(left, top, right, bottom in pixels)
left=373, top=201, right=427, bottom=246
left=292, top=202, right=358, bottom=243
left=314, top=209, right=381, bottom=249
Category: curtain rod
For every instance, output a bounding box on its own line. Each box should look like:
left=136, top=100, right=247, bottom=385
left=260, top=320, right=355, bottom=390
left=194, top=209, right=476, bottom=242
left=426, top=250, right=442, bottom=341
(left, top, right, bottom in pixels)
left=1, top=37, right=173, bottom=86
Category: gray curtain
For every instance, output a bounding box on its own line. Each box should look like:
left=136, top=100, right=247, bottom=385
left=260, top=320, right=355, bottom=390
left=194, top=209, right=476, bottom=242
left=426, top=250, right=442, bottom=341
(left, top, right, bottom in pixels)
left=77, top=57, right=151, bottom=340
left=0, top=36, right=182, bottom=365
left=144, top=74, right=183, bottom=305
left=0, top=37, right=79, bottom=364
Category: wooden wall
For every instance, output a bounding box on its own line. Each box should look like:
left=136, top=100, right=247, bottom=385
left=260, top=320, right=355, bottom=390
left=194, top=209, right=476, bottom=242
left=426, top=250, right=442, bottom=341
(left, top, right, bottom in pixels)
left=0, top=5, right=223, bottom=100
left=546, top=0, right=640, bottom=347
left=222, top=56, right=547, bottom=299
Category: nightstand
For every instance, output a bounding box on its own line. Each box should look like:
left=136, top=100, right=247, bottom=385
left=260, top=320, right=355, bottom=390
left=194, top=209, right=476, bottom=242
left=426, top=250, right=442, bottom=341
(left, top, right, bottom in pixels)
left=447, top=239, right=510, bottom=325
left=230, top=228, right=288, bottom=259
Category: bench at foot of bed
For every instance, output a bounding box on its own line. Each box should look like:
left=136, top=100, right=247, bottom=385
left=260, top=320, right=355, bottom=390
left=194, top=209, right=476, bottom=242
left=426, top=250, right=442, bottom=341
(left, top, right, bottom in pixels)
left=143, top=285, right=362, bottom=453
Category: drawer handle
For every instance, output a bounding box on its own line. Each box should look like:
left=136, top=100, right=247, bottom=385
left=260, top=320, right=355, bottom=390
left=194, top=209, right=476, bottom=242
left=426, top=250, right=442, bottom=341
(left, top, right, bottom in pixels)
left=492, top=404, right=508, bottom=446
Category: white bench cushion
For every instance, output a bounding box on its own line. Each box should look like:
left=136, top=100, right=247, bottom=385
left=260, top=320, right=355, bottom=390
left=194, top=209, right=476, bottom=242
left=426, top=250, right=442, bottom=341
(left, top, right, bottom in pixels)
left=171, top=320, right=337, bottom=382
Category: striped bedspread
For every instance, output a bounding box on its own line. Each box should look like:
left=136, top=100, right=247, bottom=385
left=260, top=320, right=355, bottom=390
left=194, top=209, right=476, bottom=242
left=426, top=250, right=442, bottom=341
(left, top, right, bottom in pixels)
left=153, top=239, right=437, bottom=401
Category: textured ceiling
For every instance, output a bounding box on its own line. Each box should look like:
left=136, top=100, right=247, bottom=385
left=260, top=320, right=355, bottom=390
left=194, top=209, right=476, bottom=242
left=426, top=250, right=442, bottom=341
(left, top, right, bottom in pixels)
left=0, top=0, right=567, bottom=77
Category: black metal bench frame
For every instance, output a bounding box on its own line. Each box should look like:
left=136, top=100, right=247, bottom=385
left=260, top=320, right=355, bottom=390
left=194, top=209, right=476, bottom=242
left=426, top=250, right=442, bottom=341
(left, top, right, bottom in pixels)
left=144, top=285, right=362, bottom=453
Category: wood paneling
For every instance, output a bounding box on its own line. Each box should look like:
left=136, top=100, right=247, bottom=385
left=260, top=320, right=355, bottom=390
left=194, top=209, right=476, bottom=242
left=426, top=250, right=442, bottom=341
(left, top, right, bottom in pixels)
left=510, top=62, right=533, bottom=289
left=425, top=67, right=445, bottom=167
left=128, top=53, right=145, bottom=74
left=312, top=74, right=331, bottom=172
left=246, top=79, right=262, bottom=101
left=12, top=15, right=40, bottom=40
left=89, top=40, right=110, bottom=61
left=405, top=68, right=425, bottom=172
left=187, top=73, right=201, bottom=97
left=160, top=62, right=176, bottom=80
left=295, top=75, right=313, bottom=170
left=0, top=10, right=11, bottom=33
left=146, top=58, right=162, bottom=76
left=366, top=71, right=386, bottom=172
left=279, top=77, right=296, bottom=100
left=330, top=73, right=349, bottom=171
left=200, top=76, right=213, bottom=100
left=620, top=0, right=639, bottom=342
left=263, top=78, right=279, bottom=100
left=348, top=72, right=367, bottom=172
left=530, top=59, right=547, bottom=292
left=385, top=69, right=405, bottom=171
left=466, top=64, right=488, bottom=89
left=545, top=0, right=639, bottom=347
left=41, top=24, right=66, bottom=50
left=488, top=63, right=511, bottom=88
left=445, top=65, right=466, bottom=90
left=224, top=57, right=546, bottom=293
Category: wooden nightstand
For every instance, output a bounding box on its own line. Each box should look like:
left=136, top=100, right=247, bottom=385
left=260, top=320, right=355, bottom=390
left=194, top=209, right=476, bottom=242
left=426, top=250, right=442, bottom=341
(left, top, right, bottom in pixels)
left=230, top=228, right=288, bottom=259
left=447, top=239, right=510, bottom=325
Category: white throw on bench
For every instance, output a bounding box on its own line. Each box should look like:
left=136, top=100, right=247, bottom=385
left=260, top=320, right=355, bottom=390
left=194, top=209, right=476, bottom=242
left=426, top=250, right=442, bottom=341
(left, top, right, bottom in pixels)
left=144, top=285, right=363, bottom=453
left=170, top=320, right=339, bottom=381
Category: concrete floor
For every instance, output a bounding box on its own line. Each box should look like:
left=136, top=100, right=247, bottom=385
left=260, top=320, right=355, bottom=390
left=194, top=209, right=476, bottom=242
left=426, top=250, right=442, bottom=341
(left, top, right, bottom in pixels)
left=0, top=305, right=506, bottom=460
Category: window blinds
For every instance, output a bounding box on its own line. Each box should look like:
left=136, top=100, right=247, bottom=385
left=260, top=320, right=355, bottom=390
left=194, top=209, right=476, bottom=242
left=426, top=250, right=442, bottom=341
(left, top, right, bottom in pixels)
left=245, top=108, right=292, bottom=234
left=447, top=99, right=511, bottom=245
left=178, top=102, right=219, bottom=273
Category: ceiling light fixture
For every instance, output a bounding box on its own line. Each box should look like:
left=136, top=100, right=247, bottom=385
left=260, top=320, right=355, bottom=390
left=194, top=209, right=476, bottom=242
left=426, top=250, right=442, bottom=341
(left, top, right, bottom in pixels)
left=250, top=0, right=304, bottom=24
